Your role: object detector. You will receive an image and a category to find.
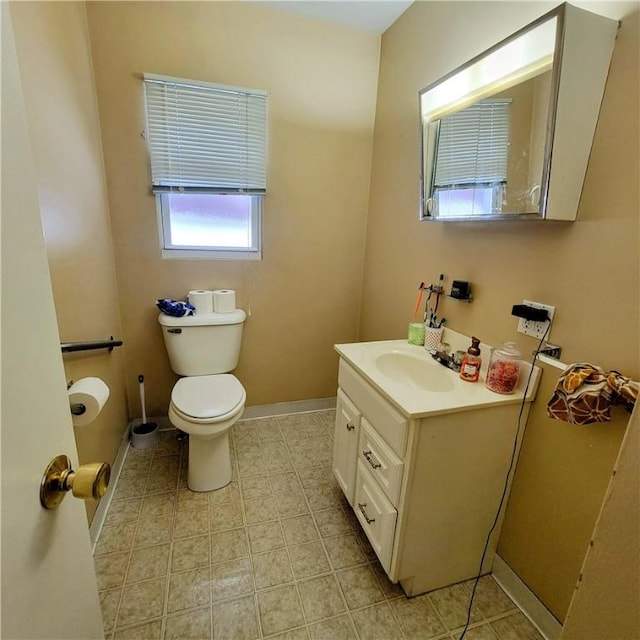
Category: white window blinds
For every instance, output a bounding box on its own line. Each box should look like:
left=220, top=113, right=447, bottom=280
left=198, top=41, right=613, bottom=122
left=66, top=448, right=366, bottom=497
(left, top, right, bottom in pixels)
left=143, top=74, right=267, bottom=193
left=433, top=100, right=510, bottom=188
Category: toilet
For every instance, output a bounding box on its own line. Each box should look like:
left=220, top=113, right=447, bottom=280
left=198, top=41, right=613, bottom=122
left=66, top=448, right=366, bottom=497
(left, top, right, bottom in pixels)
left=158, top=309, right=246, bottom=492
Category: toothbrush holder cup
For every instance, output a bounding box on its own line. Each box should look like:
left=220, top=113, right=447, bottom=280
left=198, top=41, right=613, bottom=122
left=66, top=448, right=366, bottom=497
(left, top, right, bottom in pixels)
left=408, top=322, right=426, bottom=346
left=424, top=327, right=444, bottom=350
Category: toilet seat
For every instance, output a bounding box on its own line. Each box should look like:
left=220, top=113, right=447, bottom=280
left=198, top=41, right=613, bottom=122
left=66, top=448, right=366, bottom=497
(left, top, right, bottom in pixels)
left=170, top=399, right=244, bottom=425
left=171, top=374, right=245, bottom=421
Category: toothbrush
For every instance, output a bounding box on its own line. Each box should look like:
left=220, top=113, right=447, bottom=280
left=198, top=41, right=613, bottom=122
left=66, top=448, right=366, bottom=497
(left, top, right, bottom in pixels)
left=434, top=274, right=444, bottom=315
left=423, top=290, right=433, bottom=324
left=413, top=282, right=425, bottom=321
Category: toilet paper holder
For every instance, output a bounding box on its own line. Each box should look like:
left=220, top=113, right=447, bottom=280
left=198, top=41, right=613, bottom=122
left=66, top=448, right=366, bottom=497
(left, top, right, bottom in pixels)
left=70, top=403, right=87, bottom=417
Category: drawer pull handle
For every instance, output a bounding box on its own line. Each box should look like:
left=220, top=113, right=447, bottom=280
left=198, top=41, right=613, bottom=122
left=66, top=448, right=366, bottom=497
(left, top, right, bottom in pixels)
left=346, top=422, right=355, bottom=431
left=363, top=449, right=382, bottom=469
left=358, top=502, right=375, bottom=524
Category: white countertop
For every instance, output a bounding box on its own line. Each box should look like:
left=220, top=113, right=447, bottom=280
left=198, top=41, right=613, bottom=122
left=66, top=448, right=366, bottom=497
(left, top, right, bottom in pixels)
left=335, top=330, right=541, bottom=418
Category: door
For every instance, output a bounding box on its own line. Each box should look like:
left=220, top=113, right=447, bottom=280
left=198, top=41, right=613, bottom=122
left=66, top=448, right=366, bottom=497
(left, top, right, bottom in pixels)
left=1, top=7, right=104, bottom=639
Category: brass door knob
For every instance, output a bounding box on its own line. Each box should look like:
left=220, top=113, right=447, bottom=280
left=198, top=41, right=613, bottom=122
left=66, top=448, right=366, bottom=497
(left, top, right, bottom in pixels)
left=40, top=454, right=111, bottom=510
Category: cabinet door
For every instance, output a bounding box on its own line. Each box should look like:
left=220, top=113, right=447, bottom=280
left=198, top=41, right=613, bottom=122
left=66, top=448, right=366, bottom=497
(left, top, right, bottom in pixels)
left=354, top=461, right=397, bottom=574
left=332, top=389, right=361, bottom=506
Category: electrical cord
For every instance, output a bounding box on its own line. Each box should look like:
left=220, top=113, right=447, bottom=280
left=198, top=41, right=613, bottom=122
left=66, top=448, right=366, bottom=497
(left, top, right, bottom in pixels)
left=458, top=326, right=550, bottom=639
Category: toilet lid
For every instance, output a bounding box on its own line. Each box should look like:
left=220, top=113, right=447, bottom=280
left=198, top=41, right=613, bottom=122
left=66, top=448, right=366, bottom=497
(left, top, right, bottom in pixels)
left=171, top=375, right=245, bottom=419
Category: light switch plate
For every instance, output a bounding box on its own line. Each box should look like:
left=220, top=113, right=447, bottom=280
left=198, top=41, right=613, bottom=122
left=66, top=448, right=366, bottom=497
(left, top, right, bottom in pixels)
left=517, top=300, right=556, bottom=339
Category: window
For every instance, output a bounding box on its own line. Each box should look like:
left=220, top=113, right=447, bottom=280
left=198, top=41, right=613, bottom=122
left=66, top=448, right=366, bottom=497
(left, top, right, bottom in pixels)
left=143, top=74, right=267, bottom=258
left=432, top=99, right=510, bottom=217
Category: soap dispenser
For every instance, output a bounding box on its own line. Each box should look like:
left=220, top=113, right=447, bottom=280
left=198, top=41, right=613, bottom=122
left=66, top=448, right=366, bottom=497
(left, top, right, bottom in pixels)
left=459, top=337, right=482, bottom=382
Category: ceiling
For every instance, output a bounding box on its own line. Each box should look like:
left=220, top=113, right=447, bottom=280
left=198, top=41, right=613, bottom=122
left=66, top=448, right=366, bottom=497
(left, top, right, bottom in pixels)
left=264, top=1, right=414, bottom=34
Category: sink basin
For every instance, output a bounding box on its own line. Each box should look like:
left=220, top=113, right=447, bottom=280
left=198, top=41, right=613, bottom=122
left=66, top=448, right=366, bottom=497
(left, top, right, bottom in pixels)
left=375, top=352, right=455, bottom=392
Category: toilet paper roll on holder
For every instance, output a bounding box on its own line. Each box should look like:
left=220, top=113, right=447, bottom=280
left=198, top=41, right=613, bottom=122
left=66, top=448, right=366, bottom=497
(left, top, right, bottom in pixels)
left=68, top=381, right=82, bottom=413
left=67, top=377, right=110, bottom=427
left=67, top=380, right=88, bottom=417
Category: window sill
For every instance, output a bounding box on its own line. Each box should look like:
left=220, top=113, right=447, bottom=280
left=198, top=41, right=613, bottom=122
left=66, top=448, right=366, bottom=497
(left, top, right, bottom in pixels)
left=161, top=248, right=262, bottom=261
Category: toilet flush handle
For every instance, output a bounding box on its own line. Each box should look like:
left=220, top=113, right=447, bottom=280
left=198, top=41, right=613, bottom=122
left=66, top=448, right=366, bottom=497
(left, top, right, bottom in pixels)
left=167, top=328, right=182, bottom=334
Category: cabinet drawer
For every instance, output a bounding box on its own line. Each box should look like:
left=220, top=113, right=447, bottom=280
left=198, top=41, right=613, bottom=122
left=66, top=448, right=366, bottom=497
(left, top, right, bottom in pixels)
left=359, top=418, right=404, bottom=506
left=332, top=389, right=362, bottom=506
left=354, top=460, right=397, bottom=574
left=338, top=360, right=408, bottom=457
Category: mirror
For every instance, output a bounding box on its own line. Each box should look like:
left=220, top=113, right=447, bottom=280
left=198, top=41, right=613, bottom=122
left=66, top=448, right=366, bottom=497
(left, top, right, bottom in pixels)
left=419, top=4, right=618, bottom=222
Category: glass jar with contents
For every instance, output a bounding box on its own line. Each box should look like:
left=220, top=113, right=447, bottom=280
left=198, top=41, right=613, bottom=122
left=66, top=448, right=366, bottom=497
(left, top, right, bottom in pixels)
left=485, top=342, right=522, bottom=394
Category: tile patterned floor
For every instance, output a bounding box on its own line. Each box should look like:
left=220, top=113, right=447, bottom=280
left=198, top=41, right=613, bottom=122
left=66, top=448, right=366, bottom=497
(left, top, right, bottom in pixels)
left=94, top=410, right=544, bottom=640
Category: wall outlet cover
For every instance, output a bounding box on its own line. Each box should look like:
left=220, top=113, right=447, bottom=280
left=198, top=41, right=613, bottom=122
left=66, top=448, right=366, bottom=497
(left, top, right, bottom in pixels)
left=517, top=300, right=556, bottom=339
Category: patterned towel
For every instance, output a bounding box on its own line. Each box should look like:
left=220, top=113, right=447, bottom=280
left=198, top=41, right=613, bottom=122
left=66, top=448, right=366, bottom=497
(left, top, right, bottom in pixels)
left=547, top=363, right=639, bottom=424
left=156, top=298, right=195, bottom=317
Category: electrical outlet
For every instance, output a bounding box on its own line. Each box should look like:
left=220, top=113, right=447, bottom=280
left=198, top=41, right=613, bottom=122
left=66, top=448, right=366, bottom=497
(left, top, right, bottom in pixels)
left=517, top=300, right=556, bottom=339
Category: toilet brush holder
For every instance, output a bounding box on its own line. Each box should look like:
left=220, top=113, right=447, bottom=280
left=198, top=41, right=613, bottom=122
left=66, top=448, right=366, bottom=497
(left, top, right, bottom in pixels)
left=131, top=374, right=159, bottom=449
left=130, top=419, right=159, bottom=449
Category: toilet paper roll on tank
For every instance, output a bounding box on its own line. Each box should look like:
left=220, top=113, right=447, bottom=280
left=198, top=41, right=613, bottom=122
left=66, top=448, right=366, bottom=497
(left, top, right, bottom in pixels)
left=213, top=289, right=236, bottom=313
left=68, top=377, right=110, bottom=427
left=187, top=289, right=237, bottom=314
left=188, top=290, right=214, bottom=315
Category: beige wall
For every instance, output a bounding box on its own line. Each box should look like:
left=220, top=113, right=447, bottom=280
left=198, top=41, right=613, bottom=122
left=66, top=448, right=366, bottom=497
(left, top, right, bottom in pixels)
left=363, top=0, right=639, bottom=622
left=85, top=1, right=380, bottom=417
left=10, top=1, right=130, bottom=522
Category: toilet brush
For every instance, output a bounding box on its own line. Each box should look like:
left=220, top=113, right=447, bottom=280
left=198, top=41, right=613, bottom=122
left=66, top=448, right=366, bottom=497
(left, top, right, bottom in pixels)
left=137, top=374, right=157, bottom=433
left=131, top=375, right=159, bottom=448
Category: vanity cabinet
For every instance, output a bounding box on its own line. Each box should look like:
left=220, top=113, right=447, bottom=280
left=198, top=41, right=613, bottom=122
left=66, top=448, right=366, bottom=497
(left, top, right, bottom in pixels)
left=333, top=357, right=532, bottom=596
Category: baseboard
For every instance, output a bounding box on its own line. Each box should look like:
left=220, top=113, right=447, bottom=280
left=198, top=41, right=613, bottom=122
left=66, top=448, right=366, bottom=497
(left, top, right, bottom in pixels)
left=492, top=554, right=563, bottom=640
left=89, top=425, right=131, bottom=550
left=241, top=397, right=336, bottom=420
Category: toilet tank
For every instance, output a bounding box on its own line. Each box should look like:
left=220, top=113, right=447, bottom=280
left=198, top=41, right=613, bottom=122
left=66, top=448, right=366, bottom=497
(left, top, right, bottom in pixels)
left=158, top=310, right=246, bottom=376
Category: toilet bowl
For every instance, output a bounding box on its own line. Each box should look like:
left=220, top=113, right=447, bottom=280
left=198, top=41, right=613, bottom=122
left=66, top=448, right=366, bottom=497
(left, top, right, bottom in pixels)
left=168, top=374, right=246, bottom=492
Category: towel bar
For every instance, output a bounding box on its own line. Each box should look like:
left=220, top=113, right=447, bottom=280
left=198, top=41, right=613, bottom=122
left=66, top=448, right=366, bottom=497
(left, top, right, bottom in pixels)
left=537, top=353, right=568, bottom=370
left=61, top=337, right=123, bottom=354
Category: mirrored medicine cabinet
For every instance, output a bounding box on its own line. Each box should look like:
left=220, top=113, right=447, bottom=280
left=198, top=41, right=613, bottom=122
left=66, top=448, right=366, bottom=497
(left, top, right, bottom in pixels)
left=419, top=3, right=618, bottom=222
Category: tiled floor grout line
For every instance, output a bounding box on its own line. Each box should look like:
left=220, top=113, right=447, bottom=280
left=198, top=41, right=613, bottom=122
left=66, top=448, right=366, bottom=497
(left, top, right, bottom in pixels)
left=119, top=444, right=178, bottom=636
left=272, top=418, right=312, bottom=638
left=279, top=411, right=397, bottom=639
left=285, top=414, right=365, bottom=639
left=254, top=415, right=363, bottom=638
left=234, top=429, right=266, bottom=640
left=171, top=442, right=186, bottom=639
left=109, top=444, right=144, bottom=634
left=293, top=433, right=346, bottom=635
left=153, top=447, right=172, bottom=637
left=429, top=587, right=458, bottom=639
left=160, top=536, right=171, bottom=639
